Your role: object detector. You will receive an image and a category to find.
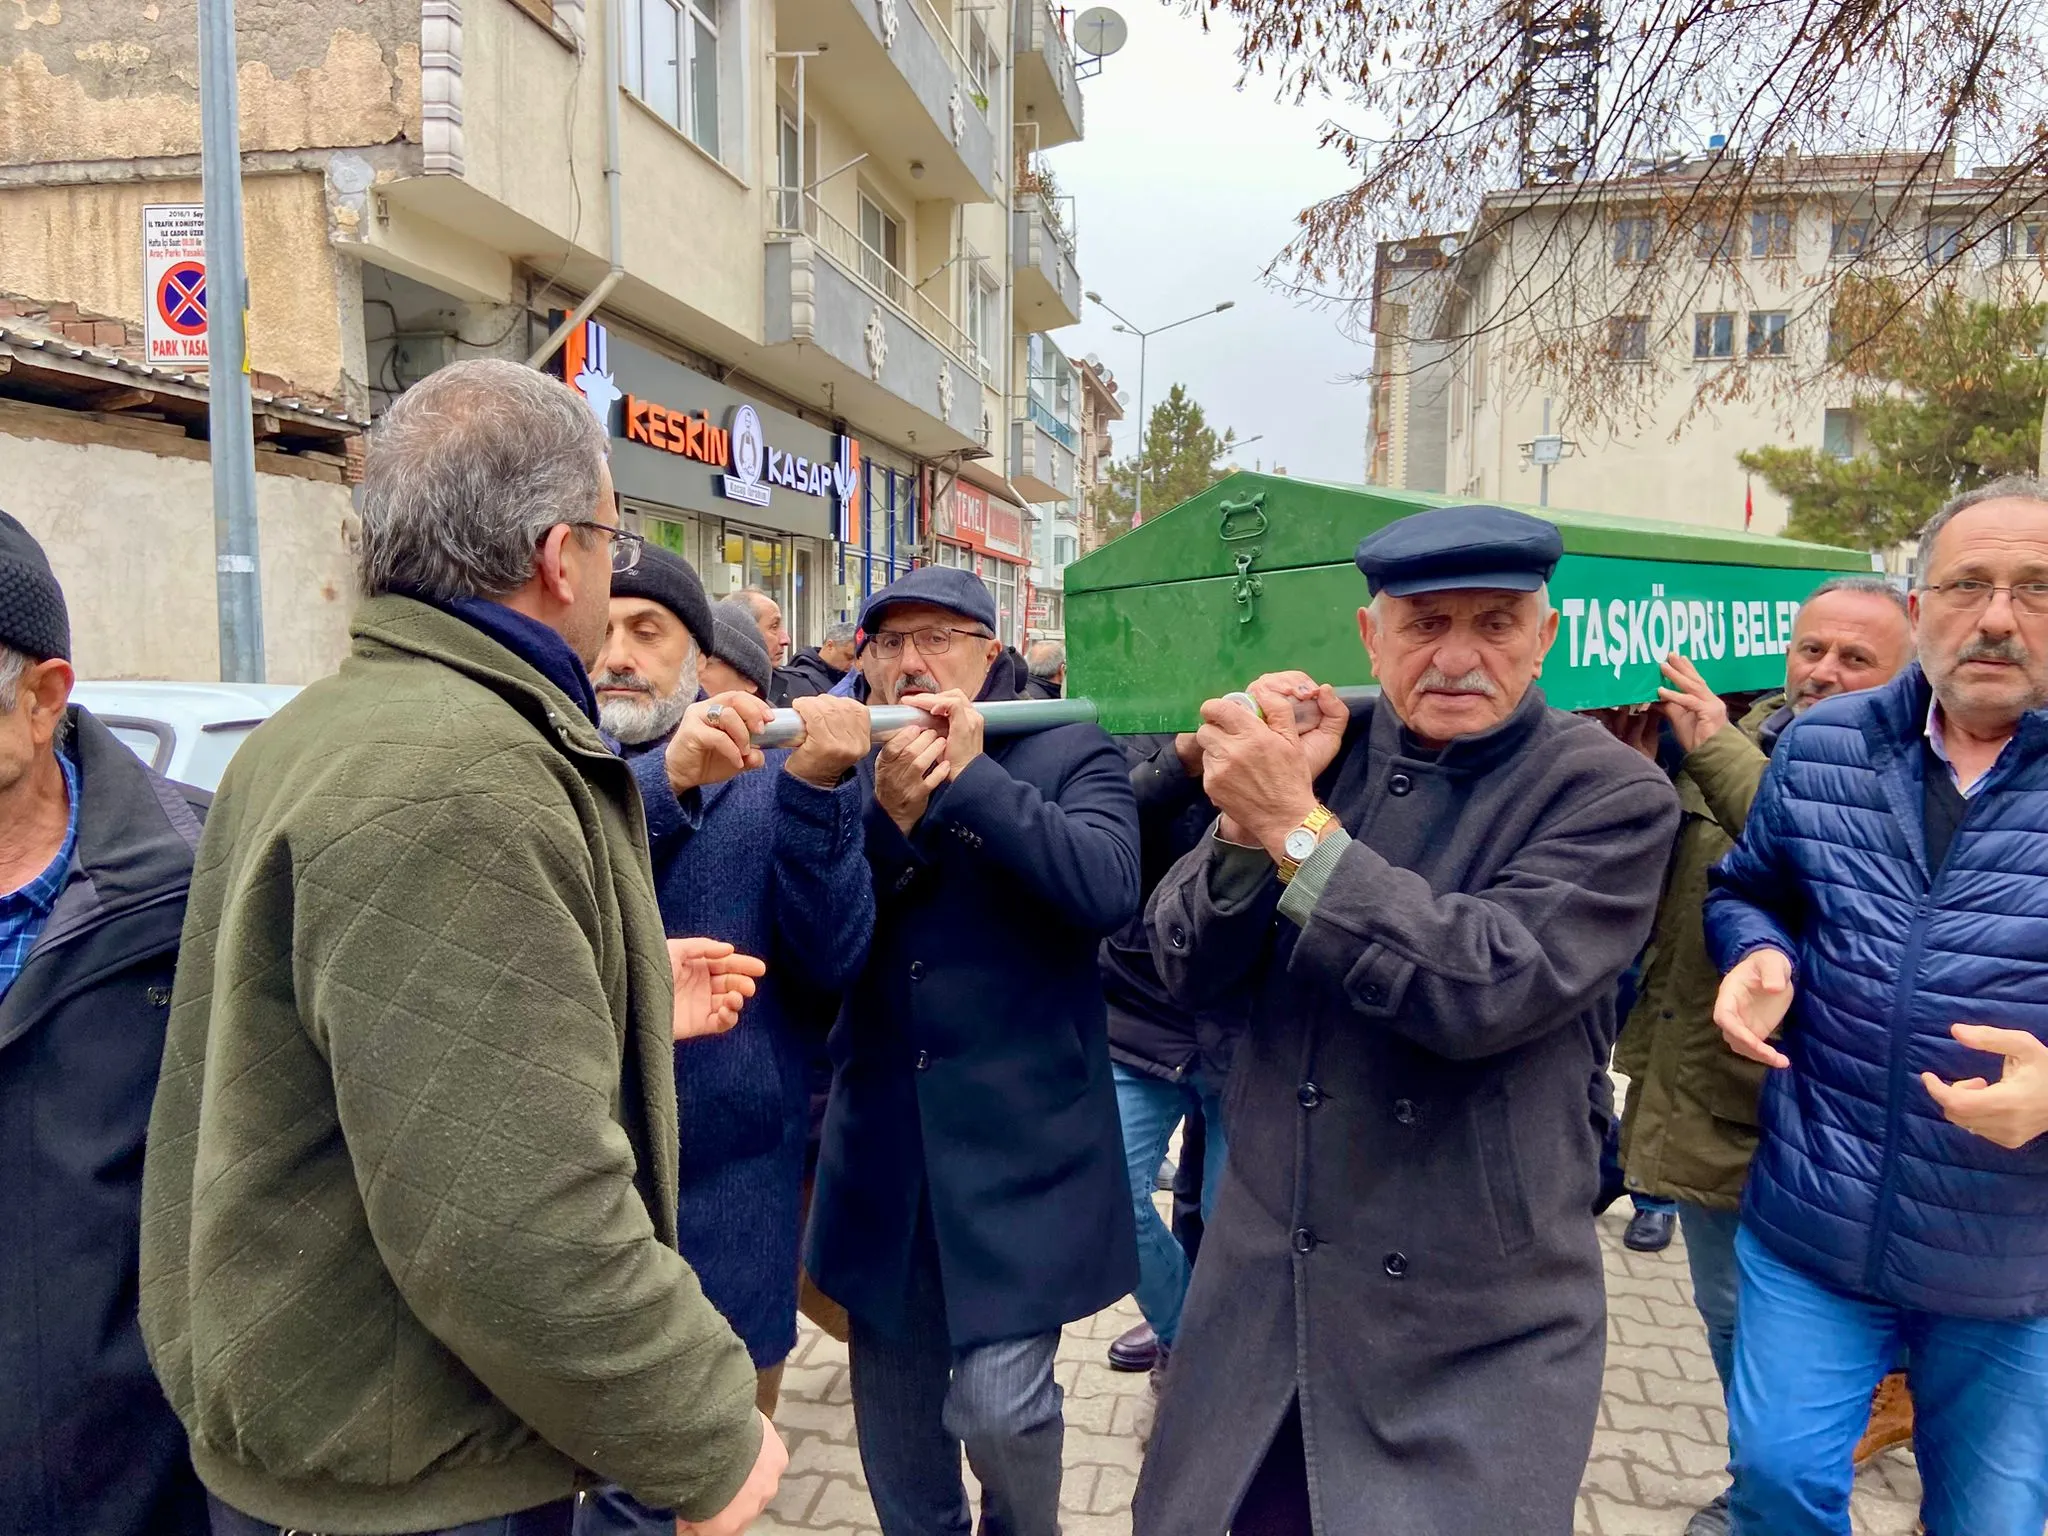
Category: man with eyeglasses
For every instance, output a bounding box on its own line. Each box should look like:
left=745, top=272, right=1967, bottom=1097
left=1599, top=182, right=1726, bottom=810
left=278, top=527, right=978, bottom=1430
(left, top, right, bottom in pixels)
left=806, top=565, right=1142, bottom=1536
left=1706, top=475, right=2048, bottom=1536
left=140, top=361, right=786, bottom=1536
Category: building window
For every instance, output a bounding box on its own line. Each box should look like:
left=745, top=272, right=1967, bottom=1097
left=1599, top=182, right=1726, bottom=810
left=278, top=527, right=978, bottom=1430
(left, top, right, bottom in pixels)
left=1694, top=215, right=1736, bottom=261
left=1606, top=314, right=1649, bottom=361
left=1612, top=216, right=1655, bottom=265
left=1747, top=310, right=1790, bottom=357
left=1925, top=221, right=1967, bottom=267
left=624, top=0, right=720, bottom=154
left=966, top=269, right=1000, bottom=378
left=1831, top=218, right=1871, bottom=258
left=859, top=192, right=905, bottom=302
left=966, top=14, right=1000, bottom=115
left=2008, top=222, right=2047, bottom=260
left=1822, top=408, right=1855, bottom=461
left=1750, top=208, right=1793, bottom=258
left=1694, top=311, right=1735, bottom=359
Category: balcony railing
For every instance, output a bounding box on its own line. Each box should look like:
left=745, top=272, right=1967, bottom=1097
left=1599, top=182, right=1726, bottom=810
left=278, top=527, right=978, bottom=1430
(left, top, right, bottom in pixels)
left=1016, top=187, right=1077, bottom=257
left=1027, top=0, right=1078, bottom=114
left=769, top=188, right=980, bottom=375
left=1027, top=397, right=1078, bottom=451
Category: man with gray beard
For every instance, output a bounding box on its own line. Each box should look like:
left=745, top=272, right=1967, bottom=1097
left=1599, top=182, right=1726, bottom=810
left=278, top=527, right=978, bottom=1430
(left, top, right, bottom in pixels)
left=579, top=547, right=876, bottom=1536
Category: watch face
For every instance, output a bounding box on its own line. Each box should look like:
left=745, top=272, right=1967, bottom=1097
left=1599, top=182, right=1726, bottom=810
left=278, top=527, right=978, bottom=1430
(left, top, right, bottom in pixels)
left=1284, top=828, right=1317, bottom=862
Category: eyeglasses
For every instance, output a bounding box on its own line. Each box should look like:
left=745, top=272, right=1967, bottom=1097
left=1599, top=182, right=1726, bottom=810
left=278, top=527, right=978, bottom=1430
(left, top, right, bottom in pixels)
left=1920, top=578, right=2048, bottom=616
left=560, top=520, right=646, bottom=574
left=868, top=625, right=994, bottom=658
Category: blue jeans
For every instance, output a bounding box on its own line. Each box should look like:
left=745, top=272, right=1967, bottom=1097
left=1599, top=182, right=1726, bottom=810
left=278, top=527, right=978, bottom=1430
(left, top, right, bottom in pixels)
left=1729, top=1224, right=2048, bottom=1536
left=1677, top=1202, right=1742, bottom=1398
left=847, top=1214, right=1064, bottom=1536
left=1112, top=1062, right=1226, bottom=1348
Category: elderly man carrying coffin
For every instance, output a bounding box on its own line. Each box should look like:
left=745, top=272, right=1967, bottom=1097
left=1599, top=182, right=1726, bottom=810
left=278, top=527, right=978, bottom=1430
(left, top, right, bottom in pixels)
left=1135, top=504, right=1681, bottom=1536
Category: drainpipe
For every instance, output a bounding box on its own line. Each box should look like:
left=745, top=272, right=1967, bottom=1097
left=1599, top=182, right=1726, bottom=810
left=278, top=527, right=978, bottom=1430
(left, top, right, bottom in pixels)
left=528, top=0, right=626, bottom=367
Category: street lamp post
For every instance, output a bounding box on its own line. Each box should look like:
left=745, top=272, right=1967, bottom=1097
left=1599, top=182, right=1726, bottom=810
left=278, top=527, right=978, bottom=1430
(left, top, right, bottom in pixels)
left=1085, top=292, right=1234, bottom=526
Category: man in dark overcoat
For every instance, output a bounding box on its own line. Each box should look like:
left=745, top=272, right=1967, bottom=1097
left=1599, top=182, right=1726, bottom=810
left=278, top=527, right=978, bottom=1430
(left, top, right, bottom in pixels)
left=1135, top=505, right=1681, bottom=1535
left=807, top=565, right=1141, bottom=1536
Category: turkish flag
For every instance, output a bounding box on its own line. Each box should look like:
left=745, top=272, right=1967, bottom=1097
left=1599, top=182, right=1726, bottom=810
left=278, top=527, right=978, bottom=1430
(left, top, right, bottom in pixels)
left=1744, top=478, right=1754, bottom=531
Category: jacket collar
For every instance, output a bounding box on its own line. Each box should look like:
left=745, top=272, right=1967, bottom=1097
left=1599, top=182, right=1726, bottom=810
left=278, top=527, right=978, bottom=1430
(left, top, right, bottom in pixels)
left=1862, top=660, right=2048, bottom=787
left=351, top=595, right=614, bottom=762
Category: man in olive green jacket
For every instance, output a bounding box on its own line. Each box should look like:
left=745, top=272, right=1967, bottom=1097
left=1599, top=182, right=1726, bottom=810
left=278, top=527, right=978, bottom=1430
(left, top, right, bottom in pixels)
left=139, top=360, right=785, bottom=1536
left=1611, top=576, right=1913, bottom=1536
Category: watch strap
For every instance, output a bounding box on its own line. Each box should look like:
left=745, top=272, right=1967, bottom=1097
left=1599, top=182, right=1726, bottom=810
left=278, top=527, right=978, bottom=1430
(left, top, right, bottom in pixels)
left=1276, top=804, right=1337, bottom=884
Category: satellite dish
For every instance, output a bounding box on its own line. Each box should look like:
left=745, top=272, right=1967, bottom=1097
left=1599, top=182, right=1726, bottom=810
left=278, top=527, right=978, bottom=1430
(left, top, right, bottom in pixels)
left=1388, top=244, right=1409, bottom=263
left=1438, top=235, right=1459, bottom=258
left=1074, top=6, right=1128, bottom=58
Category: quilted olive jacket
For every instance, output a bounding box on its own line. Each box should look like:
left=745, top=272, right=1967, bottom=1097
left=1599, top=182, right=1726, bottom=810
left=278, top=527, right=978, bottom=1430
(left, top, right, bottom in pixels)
left=139, top=596, right=760, bottom=1533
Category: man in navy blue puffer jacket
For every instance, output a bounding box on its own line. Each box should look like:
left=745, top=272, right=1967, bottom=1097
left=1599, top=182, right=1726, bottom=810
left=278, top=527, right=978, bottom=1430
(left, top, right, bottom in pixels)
left=1704, top=476, right=2048, bottom=1536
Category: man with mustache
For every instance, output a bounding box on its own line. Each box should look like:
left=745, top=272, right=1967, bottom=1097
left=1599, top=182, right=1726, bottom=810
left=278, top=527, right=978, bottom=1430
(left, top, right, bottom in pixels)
left=806, top=565, right=1140, bottom=1536
left=577, top=546, right=876, bottom=1536
left=1607, top=577, right=1913, bottom=1536
left=1135, top=504, right=1679, bottom=1535
left=1706, top=477, right=2048, bottom=1536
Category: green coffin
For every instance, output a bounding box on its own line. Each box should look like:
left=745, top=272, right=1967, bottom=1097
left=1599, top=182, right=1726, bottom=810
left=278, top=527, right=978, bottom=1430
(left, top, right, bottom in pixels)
left=1064, top=473, right=1878, bottom=735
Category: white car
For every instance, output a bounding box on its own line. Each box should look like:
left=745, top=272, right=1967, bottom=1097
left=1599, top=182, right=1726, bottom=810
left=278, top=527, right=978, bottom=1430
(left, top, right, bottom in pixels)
left=70, top=681, right=302, bottom=792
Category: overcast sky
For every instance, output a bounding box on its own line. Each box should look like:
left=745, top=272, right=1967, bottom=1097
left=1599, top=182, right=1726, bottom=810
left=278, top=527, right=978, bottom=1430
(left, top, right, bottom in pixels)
left=1046, top=6, right=1369, bottom=483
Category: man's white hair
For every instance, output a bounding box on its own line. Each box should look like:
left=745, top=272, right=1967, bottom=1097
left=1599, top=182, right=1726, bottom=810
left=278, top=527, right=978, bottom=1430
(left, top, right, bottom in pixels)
left=0, top=643, right=70, bottom=750
left=1367, top=582, right=1553, bottom=625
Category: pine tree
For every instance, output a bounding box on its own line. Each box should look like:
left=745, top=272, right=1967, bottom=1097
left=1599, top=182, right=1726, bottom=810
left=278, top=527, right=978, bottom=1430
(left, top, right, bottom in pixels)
left=1092, top=384, right=1237, bottom=543
left=1739, top=285, right=2048, bottom=552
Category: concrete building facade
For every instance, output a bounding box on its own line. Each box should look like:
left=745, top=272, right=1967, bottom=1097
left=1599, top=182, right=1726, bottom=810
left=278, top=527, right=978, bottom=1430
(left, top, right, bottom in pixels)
left=1366, top=151, right=2040, bottom=564
left=0, top=0, right=1092, bottom=672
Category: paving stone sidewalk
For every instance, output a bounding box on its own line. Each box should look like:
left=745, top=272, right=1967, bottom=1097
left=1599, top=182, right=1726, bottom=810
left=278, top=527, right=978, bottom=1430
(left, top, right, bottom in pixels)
left=756, top=1207, right=1930, bottom=1535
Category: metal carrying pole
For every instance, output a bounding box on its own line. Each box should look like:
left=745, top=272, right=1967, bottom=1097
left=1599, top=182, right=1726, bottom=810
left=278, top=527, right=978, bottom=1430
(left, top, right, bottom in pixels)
left=747, top=687, right=1379, bottom=748
left=199, top=0, right=265, bottom=681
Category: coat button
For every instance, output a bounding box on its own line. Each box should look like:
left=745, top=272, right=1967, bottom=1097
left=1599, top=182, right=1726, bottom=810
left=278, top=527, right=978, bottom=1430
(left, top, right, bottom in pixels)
left=1384, top=1252, right=1408, bottom=1278
left=1388, top=772, right=1413, bottom=796
left=1360, top=983, right=1386, bottom=1006
left=895, top=869, right=916, bottom=893
left=1298, top=1083, right=1323, bottom=1109
left=1292, top=1227, right=1317, bottom=1254
left=1169, top=926, right=1188, bottom=950
left=909, top=961, right=925, bottom=981
left=1393, top=1098, right=1418, bottom=1125
left=915, top=1050, right=932, bottom=1071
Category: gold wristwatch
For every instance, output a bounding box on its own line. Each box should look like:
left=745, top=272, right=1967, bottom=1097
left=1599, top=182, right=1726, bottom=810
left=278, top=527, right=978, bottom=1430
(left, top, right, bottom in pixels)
left=1276, top=805, right=1338, bottom=884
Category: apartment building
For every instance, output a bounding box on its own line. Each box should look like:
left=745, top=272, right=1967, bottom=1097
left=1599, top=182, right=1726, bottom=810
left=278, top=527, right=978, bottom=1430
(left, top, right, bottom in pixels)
left=0, top=0, right=1090, bottom=671
left=1367, top=150, right=2037, bottom=554
left=1072, top=351, right=1125, bottom=555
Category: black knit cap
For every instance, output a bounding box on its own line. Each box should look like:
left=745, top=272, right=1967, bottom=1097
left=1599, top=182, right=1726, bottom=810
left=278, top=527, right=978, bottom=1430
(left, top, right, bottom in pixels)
left=0, top=510, right=70, bottom=662
left=709, top=612, right=774, bottom=697
left=608, top=544, right=715, bottom=658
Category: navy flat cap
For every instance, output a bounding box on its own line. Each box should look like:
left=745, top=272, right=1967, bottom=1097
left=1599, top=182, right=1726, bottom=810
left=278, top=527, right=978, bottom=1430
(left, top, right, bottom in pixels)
left=1355, top=504, right=1565, bottom=598
left=858, top=565, right=998, bottom=649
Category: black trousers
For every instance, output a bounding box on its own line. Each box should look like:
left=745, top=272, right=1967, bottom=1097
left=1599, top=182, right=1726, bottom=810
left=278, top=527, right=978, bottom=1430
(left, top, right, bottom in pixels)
left=208, top=1493, right=576, bottom=1536
left=1230, top=1403, right=1313, bottom=1535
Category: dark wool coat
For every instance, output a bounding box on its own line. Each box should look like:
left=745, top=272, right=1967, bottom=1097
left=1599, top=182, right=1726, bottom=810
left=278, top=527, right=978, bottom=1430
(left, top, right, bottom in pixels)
left=807, top=694, right=1143, bottom=1347
left=626, top=742, right=873, bottom=1366
left=1136, top=687, right=1679, bottom=1536
left=0, top=709, right=208, bottom=1536
left=1706, top=665, right=2048, bottom=1318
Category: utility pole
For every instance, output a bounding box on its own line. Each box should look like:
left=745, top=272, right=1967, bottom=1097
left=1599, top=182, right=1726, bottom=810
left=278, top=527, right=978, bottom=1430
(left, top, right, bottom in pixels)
left=199, top=0, right=265, bottom=681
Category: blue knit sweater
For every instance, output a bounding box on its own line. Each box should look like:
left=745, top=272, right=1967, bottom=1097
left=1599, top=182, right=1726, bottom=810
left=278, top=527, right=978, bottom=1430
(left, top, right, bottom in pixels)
left=627, top=740, right=874, bottom=1364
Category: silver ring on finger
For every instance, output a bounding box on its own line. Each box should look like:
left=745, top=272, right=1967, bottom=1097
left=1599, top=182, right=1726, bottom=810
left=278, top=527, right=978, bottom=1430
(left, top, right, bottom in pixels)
left=705, top=703, right=724, bottom=723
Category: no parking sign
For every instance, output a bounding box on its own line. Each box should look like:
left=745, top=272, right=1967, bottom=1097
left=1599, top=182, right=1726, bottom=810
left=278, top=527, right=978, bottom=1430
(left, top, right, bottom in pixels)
left=143, top=204, right=208, bottom=364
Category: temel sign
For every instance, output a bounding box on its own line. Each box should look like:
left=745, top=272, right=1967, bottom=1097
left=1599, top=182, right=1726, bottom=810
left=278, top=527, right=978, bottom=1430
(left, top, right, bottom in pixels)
left=555, top=315, right=858, bottom=541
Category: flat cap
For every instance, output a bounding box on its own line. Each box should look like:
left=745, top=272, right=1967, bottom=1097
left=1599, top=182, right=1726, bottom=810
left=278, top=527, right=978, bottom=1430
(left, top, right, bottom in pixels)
left=858, top=565, right=997, bottom=650
left=709, top=611, right=774, bottom=696
left=609, top=544, right=716, bottom=658
left=1355, top=504, right=1564, bottom=599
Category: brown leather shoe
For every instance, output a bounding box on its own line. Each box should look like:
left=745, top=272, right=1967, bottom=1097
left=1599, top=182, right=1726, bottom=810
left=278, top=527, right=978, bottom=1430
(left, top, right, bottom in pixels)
left=1108, top=1320, right=1159, bottom=1373
left=1853, top=1371, right=1914, bottom=1468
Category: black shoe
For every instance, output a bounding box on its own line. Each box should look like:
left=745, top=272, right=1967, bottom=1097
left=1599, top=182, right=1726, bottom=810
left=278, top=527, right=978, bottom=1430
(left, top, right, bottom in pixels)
left=1623, top=1207, right=1678, bottom=1253
left=1683, top=1490, right=1732, bottom=1536
left=1108, top=1320, right=1159, bottom=1373
left=1154, top=1157, right=1178, bottom=1192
